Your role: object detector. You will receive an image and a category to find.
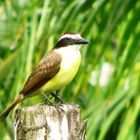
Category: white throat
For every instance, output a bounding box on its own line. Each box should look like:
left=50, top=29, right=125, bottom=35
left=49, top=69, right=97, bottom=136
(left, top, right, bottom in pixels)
left=55, top=45, right=81, bottom=67
left=56, top=45, right=81, bottom=54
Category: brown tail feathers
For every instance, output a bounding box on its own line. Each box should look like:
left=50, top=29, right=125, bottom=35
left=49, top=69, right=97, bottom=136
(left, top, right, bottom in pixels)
left=0, top=94, right=24, bottom=119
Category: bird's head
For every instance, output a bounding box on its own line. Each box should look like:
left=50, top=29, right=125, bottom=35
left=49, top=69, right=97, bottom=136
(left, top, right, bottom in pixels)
left=54, top=33, right=90, bottom=49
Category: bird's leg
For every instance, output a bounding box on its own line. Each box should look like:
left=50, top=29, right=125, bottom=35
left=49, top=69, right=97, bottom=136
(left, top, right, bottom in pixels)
left=41, top=92, right=64, bottom=112
left=41, top=92, right=52, bottom=104
left=51, top=90, right=65, bottom=104
left=51, top=90, right=65, bottom=112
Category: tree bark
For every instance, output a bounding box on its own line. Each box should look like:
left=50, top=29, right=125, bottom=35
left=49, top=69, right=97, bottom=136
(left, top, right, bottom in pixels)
left=14, top=104, right=87, bottom=140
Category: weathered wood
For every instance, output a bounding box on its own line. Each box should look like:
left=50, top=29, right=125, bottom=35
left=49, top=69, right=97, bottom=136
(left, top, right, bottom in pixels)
left=14, top=104, right=87, bottom=140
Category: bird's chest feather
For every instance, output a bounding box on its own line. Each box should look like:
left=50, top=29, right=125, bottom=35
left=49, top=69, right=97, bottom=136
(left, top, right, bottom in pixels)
left=44, top=46, right=81, bottom=91
left=60, top=48, right=81, bottom=72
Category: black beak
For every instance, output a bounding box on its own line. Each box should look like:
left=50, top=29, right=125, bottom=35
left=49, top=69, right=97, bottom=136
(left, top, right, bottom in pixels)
left=77, top=38, right=90, bottom=44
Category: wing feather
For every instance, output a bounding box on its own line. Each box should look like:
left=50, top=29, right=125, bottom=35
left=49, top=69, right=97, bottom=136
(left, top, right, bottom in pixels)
left=20, top=50, right=61, bottom=95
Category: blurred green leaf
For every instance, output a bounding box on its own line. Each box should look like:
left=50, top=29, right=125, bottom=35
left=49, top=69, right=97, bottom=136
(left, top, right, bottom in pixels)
left=0, top=0, right=140, bottom=140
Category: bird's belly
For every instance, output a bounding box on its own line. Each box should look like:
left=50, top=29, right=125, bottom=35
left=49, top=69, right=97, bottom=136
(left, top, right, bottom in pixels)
left=42, top=51, right=81, bottom=91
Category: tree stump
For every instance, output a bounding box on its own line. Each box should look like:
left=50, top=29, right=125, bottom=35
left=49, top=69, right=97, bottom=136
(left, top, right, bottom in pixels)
left=14, top=104, right=87, bottom=140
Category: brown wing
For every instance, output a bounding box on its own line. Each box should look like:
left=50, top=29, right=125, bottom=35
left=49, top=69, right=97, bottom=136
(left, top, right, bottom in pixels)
left=20, top=50, right=61, bottom=95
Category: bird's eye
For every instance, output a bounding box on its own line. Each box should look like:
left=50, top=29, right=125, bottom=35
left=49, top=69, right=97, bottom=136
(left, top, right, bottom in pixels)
left=67, top=38, right=70, bottom=41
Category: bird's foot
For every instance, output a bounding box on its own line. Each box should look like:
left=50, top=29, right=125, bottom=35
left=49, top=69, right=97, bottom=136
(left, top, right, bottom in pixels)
left=52, top=104, right=65, bottom=112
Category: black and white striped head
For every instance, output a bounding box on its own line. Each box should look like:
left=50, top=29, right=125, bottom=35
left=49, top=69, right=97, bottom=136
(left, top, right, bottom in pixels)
left=54, top=33, right=90, bottom=48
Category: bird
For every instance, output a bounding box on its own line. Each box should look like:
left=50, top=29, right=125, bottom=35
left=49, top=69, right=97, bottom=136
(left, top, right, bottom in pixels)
left=0, top=33, right=90, bottom=119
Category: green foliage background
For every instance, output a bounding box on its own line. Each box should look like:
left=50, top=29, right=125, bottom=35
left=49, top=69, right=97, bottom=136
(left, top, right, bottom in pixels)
left=0, top=0, right=140, bottom=139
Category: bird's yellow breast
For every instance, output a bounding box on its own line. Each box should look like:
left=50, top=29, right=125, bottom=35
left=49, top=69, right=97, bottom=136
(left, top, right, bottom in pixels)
left=42, top=45, right=81, bottom=91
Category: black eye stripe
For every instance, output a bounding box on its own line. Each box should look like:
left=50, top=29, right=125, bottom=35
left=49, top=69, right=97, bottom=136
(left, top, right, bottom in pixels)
left=66, top=37, right=71, bottom=40
left=54, top=37, right=75, bottom=48
left=61, top=37, right=72, bottom=43
left=63, top=37, right=71, bottom=41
